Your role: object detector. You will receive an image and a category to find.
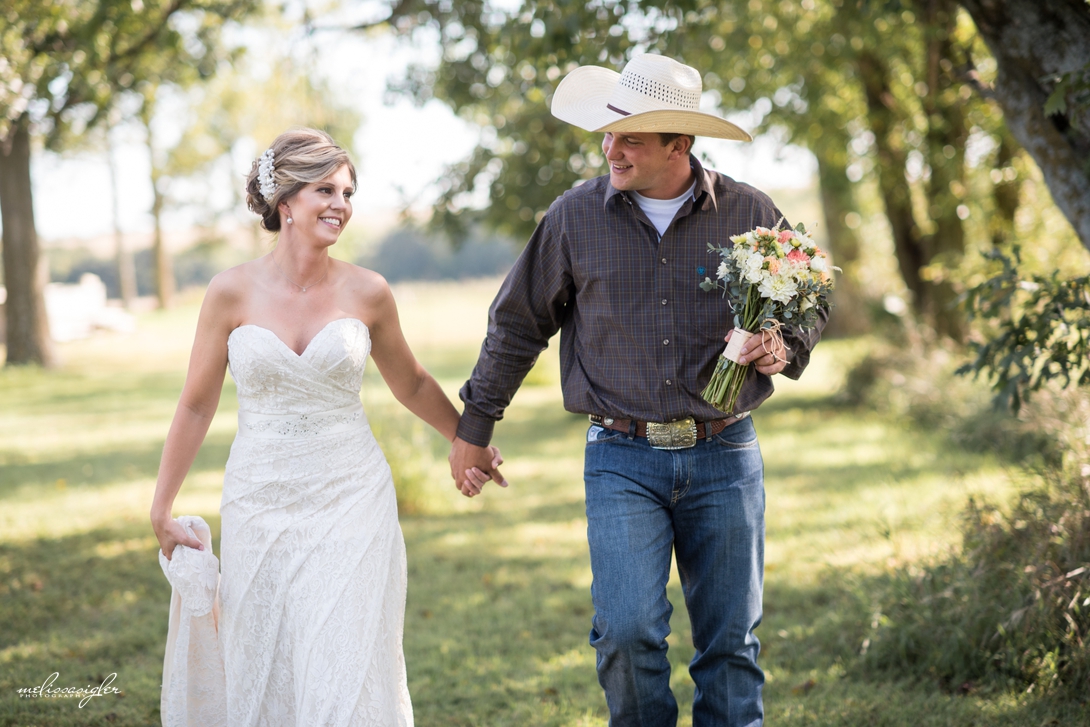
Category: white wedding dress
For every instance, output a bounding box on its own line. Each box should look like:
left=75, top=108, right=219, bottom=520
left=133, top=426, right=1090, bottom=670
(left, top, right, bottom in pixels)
left=160, top=317, right=413, bottom=727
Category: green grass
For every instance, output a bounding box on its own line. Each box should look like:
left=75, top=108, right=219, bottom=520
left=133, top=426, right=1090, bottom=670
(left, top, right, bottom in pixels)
left=1, top=279, right=1087, bottom=725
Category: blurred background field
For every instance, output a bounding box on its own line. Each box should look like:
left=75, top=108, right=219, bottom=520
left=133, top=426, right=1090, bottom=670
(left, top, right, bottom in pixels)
left=2, top=280, right=1088, bottom=726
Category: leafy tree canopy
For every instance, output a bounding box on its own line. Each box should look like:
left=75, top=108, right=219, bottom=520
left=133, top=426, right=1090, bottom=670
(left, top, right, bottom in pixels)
left=0, top=0, right=257, bottom=149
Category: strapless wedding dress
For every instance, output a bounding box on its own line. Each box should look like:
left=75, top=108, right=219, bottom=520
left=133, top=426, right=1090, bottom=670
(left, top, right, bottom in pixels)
left=162, top=317, right=413, bottom=726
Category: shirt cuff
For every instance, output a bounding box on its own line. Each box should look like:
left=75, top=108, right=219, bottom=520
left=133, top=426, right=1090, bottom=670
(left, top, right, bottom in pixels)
left=780, top=348, right=810, bottom=380
left=456, top=412, right=496, bottom=447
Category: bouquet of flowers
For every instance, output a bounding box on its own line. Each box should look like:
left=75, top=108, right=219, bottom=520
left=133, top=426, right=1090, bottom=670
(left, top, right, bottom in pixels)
left=699, top=221, right=835, bottom=413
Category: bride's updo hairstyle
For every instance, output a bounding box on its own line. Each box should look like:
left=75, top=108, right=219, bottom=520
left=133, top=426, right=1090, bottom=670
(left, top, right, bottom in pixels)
left=245, top=128, right=358, bottom=232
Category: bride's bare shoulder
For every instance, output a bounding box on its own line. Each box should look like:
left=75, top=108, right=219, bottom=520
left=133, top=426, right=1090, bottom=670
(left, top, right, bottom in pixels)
left=201, top=259, right=264, bottom=317
left=338, top=260, right=392, bottom=302
left=335, top=261, right=400, bottom=329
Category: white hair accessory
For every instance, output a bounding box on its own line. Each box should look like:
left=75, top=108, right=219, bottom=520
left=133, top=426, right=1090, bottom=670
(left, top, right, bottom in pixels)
left=257, top=149, right=276, bottom=201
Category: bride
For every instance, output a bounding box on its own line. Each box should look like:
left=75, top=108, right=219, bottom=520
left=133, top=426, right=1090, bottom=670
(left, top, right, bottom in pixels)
left=150, top=128, right=504, bottom=725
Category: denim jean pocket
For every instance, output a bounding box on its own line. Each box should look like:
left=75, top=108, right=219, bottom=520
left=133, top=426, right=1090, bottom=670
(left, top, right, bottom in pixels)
left=709, top=418, right=758, bottom=449
left=586, top=424, right=626, bottom=445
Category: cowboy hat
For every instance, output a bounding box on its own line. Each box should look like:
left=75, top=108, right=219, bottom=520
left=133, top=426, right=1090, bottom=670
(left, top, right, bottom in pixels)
left=550, top=54, right=752, bottom=141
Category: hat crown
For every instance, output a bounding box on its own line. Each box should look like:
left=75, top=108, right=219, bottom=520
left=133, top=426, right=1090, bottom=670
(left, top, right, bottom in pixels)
left=548, top=53, right=751, bottom=141
left=609, top=55, right=702, bottom=115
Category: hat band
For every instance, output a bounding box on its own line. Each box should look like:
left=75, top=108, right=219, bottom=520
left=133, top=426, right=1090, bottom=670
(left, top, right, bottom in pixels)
left=606, top=103, right=631, bottom=116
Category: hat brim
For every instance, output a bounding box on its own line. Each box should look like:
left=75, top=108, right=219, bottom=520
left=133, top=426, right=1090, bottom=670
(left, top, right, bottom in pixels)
left=550, top=65, right=752, bottom=142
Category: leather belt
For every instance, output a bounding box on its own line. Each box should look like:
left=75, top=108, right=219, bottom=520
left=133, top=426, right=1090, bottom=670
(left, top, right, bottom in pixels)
left=589, top=414, right=742, bottom=449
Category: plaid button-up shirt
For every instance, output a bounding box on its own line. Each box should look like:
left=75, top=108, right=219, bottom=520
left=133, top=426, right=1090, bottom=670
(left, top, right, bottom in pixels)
left=456, top=155, right=828, bottom=446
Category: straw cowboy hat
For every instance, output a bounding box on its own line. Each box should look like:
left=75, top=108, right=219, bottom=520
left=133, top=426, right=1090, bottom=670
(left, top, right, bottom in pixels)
left=550, top=54, right=752, bottom=141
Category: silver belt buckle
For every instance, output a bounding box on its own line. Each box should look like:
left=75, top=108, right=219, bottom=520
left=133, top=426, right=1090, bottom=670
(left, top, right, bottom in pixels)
left=646, top=418, right=697, bottom=450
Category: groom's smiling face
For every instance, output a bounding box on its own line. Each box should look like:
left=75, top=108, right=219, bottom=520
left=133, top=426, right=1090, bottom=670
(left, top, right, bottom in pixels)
left=602, top=132, right=689, bottom=199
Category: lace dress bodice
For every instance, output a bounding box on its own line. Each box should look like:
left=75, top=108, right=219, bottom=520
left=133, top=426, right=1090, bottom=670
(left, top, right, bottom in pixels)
left=228, top=318, right=370, bottom=414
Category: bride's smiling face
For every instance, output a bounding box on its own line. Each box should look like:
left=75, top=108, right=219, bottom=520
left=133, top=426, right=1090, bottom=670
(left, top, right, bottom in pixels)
left=280, top=165, right=354, bottom=245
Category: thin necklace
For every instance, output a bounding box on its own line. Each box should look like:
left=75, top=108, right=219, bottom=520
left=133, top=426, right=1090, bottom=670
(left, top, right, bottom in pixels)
left=272, top=252, right=328, bottom=293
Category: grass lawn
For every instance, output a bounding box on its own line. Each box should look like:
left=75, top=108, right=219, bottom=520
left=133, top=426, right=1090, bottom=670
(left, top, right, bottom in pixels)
left=1, top=278, right=1087, bottom=726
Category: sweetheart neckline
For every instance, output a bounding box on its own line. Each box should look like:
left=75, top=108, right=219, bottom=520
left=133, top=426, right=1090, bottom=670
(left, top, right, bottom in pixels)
left=230, top=318, right=368, bottom=358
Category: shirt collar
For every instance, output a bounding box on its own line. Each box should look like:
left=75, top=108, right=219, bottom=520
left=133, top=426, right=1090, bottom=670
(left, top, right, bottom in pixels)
left=604, top=154, right=714, bottom=211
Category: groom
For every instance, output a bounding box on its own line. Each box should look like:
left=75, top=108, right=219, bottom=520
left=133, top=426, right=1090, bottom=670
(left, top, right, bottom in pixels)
left=449, top=54, right=827, bottom=726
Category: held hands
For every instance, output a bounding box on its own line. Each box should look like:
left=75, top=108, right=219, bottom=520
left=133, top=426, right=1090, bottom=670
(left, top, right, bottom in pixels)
left=152, top=515, right=205, bottom=561
left=448, top=437, right=508, bottom=498
left=728, top=329, right=788, bottom=376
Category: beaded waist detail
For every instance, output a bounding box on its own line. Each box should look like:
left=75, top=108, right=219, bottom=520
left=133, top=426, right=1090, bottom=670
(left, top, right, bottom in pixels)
left=237, top=401, right=366, bottom=439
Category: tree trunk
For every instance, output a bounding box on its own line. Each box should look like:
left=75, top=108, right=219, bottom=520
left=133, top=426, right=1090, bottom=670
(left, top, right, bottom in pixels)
left=107, top=125, right=138, bottom=306
left=141, top=97, right=174, bottom=309
left=814, top=154, right=870, bottom=336
left=919, top=0, right=969, bottom=340
left=856, top=50, right=930, bottom=316
left=989, top=130, right=1022, bottom=248
left=0, top=117, right=53, bottom=366
left=151, top=183, right=174, bottom=309
left=958, top=0, right=1090, bottom=248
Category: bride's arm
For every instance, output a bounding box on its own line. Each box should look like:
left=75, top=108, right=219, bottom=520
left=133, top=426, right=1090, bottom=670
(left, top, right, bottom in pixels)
left=366, top=278, right=461, bottom=441
left=364, top=276, right=505, bottom=486
left=151, top=275, right=237, bottom=559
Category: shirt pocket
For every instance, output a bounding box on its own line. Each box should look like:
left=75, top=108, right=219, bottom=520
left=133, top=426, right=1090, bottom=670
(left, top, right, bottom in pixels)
left=687, top=286, right=737, bottom=348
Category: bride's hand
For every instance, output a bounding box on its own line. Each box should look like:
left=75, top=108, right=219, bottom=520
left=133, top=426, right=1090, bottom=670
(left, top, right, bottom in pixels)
left=153, top=517, right=205, bottom=561
left=460, top=446, right=505, bottom=498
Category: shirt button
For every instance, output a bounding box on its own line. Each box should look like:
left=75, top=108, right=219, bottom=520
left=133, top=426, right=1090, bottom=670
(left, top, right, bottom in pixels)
left=661, top=299, right=667, bottom=305
left=663, top=339, right=669, bottom=345
left=661, top=258, right=667, bottom=264
left=666, top=379, right=672, bottom=385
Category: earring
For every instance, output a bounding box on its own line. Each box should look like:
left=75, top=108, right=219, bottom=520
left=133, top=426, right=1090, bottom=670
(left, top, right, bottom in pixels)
left=287, top=216, right=293, bottom=224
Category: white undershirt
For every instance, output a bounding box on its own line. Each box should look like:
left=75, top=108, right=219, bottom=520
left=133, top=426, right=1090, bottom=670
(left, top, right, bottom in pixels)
left=631, top=179, right=698, bottom=237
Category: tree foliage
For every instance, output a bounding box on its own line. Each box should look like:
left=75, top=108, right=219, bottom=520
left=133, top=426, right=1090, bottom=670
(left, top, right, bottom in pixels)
left=378, top=0, right=644, bottom=239
left=0, top=0, right=258, bottom=362
left=0, top=0, right=256, bottom=151
left=960, top=248, right=1090, bottom=412
left=372, top=0, right=1036, bottom=340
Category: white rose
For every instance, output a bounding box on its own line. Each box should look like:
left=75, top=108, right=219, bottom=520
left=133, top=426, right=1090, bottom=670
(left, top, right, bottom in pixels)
left=810, top=256, right=828, bottom=273
left=741, top=253, right=765, bottom=284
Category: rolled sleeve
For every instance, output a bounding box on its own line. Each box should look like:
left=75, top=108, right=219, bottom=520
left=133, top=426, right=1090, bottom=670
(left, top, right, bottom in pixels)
left=780, top=303, right=829, bottom=380
left=454, top=408, right=496, bottom=447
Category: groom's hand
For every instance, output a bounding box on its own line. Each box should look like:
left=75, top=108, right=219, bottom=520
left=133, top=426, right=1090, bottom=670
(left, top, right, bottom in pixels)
left=449, top=437, right=508, bottom=497
left=730, top=329, right=789, bottom=376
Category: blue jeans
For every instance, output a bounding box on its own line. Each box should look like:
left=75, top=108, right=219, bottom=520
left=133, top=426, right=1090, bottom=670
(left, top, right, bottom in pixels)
left=583, top=417, right=765, bottom=727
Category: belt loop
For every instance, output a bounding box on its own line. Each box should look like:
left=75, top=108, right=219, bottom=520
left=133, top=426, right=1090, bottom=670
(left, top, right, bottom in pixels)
left=627, top=419, right=637, bottom=439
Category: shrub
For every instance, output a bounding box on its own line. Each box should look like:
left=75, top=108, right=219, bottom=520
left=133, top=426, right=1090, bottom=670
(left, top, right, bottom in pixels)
left=837, top=337, right=1058, bottom=466
left=860, top=393, right=1090, bottom=697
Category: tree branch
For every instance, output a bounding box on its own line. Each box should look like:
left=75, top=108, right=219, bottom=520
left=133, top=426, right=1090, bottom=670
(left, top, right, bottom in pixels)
left=957, top=55, right=997, bottom=100
left=306, top=0, right=417, bottom=34
left=110, top=0, right=188, bottom=64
